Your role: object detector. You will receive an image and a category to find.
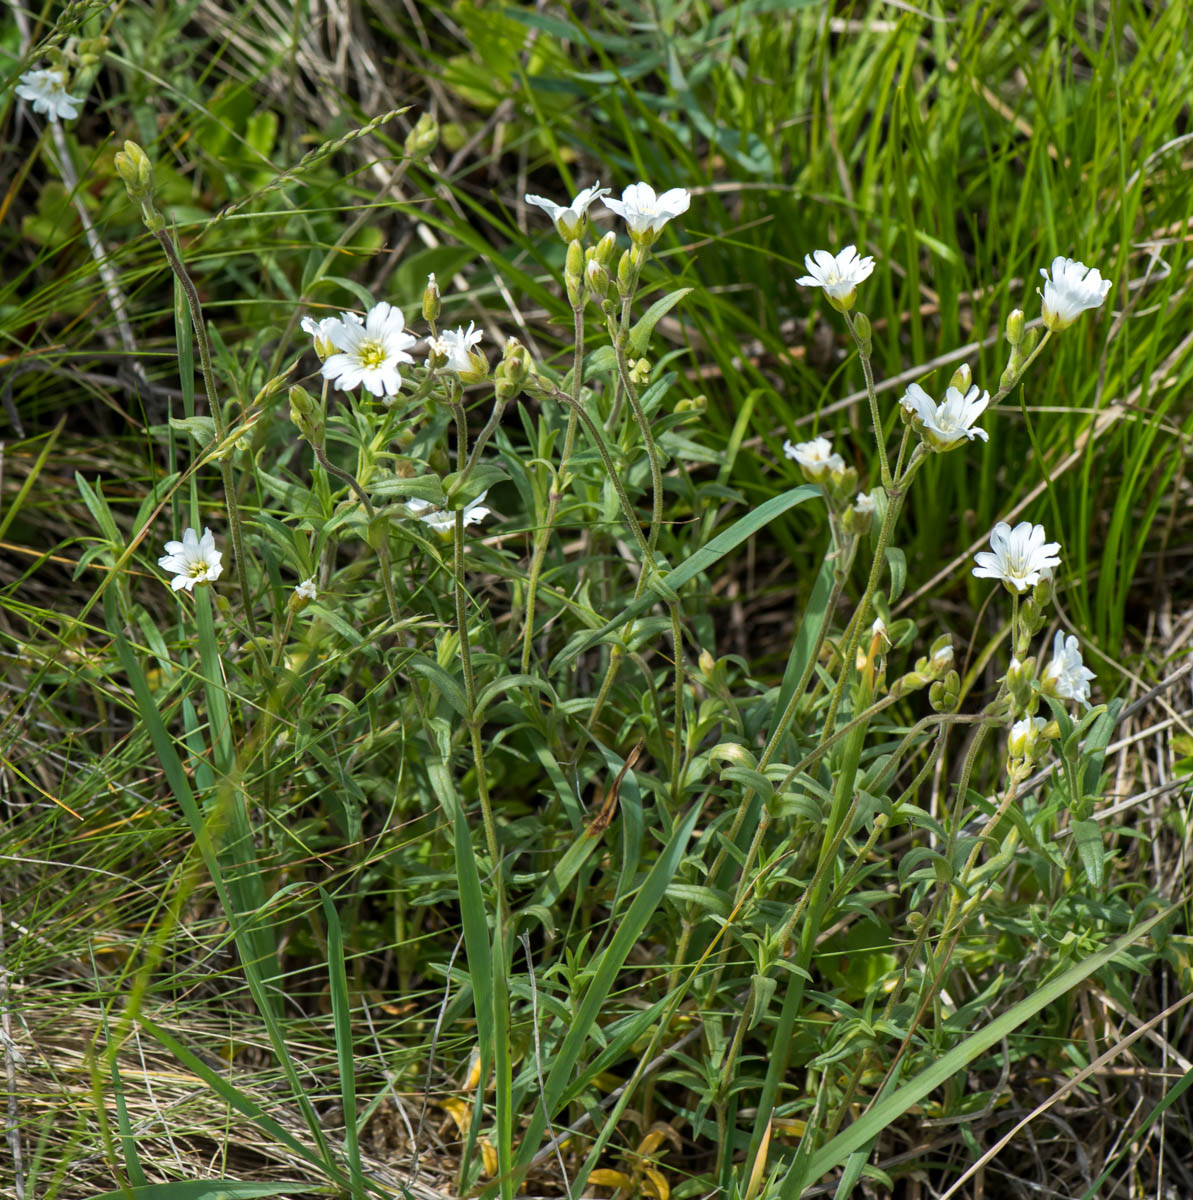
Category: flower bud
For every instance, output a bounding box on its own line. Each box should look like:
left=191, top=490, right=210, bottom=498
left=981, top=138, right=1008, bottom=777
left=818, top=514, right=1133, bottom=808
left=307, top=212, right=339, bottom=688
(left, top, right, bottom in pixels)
left=829, top=463, right=858, bottom=500
left=948, top=362, right=972, bottom=393
left=426, top=336, right=449, bottom=371
left=404, top=112, right=439, bottom=161
left=617, top=249, right=635, bottom=297
left=253, top=368, right=293, bottom=407
left=1005, top=309, right=1025, bottom=348
left=629, top=358, right=651, bottom=388
left=585, top=257, right=609, bottom=300
left=1005, top=655, right=1036, bottom=710
left=594, top=230, right=618, bottom=267
left=929, top=670, right=961, bottom=713
left=422, top=273, right=441, bottom=325
left=929, top=635, right=954, bottom=676
left=288, top=384, right=324, bottom=447
left=697, top=649, right=716, bottom=676
left=852, top=312, right=872, bottom=356
left=999, top=364, right=1018, bottom=393
left=1008, top=715, right=1046, bottom=762
left=565, top=239, right=585, bottom=308
left=114, top=140, right=154, bottom=203
left=494, top=337, right=533, bottom=403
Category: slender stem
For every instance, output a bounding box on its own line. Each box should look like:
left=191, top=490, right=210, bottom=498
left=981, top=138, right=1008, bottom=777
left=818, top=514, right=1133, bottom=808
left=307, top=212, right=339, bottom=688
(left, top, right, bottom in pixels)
left=612, top=325, right=664, bottom=559
left=993, top=329, right=1053, bottom=403
left=521, top=308, right=585, bottom=671
left=701, top=557, right=853, bottom=888
left=844, top=310, right=890, bottom=488
left=549, top=386, right=653, bottom=566
left=454, top=508, right=500, bottom=871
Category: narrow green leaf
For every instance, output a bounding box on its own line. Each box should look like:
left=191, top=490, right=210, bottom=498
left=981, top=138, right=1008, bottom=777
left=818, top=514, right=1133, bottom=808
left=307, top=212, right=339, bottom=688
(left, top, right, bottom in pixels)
left=513, top=805, right=702, bottom=1181
left=321, top=889, right=364, bottom=1199
left=553, top=484, right=820, bottom=667
left=84, top=1184, right=325, bottom=1200
left=780, top=905, right=1174, bottom=1195
left=1070, top=818, right=1105, bottom=888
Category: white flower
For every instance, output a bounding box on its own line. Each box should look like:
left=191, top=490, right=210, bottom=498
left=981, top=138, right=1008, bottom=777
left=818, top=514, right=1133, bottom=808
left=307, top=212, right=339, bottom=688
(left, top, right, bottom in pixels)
left=796, top=245, right=875, bottom=310
left=430, top=322, right=485, bottom=375
left=158, top=527, right=222, bottom=592
left=783, top=436, right=845, bottom=483
left=320, top=302, right=415, bottom=399
left=972, top=521, right=1061, bottom=593
left=1040, top=630, right=1095, bottom=707
left=1039, top=257, right=1112, bottom=331
left=15, top=66, right=82, bottom=121
left=1008, top=716, right=1047, bottom=760
left=870, top=617, right=889, bottom=644
left=525, top=182, right=610, bottom=238
left=602, top=182, right=691, bottom=240
left=406, top=492, right=492, bottom=533
left=899, top=382, right=931, bottom=419
left=301, top=313, right=353, bottom=359
left=295, top=577, right=318, bottom=602
left=854, top=491, right=876, bottom=515
left=904, top=383, right=991, bottom=450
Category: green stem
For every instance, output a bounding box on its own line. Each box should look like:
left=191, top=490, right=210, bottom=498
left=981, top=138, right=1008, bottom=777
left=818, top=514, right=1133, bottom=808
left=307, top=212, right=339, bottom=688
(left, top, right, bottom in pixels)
left=521, top=307, right=584, bottom=671
left=844, top=310, right=891, bottom=488
left=612, top=325, right=664, bottom=559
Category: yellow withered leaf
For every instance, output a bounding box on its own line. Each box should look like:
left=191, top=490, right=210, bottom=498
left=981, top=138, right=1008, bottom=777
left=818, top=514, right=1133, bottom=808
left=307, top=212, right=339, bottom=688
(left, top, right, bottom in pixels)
left=643, top=1166, right=670, bottom=1200
left=441, top=1096, right=472, bottom=1135
left=589, top=1168, right=634, bottom=1191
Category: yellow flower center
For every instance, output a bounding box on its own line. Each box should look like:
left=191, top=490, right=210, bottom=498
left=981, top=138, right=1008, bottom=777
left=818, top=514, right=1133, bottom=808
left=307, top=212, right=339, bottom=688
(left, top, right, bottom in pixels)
left=358, top=339, right=388, bottom=369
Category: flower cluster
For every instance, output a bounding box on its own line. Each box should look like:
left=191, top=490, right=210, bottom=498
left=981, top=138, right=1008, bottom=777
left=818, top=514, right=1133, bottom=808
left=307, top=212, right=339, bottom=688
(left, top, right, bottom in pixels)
left=525, top=180, right=691, bottom=244
left=305, top=302, right=417, bottom=400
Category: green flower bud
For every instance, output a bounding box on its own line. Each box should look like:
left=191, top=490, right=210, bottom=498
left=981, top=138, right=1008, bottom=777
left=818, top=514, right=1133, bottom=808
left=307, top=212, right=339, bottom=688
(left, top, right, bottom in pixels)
left=629, top=357, right=651, bottom=388
left=1005, top=308, right=1025, bottom=348
left=1005, top=655, right=1036, bottom=711
left=929, top=670, right=961, bottom=713
left=585, top=258, right=610, bottom=300
left=494, top=338, right=533, bottom=403
left=422, top=273, right=441, bottom=325
left=948, top=362, right=972, bottom=393
left=852, top=311, right=872, bottom=356
left=288, top=384, right=324, bottom=447
left=1007, top=715, right=1046, bottom=762
left=829, top=463, right=858, bottom=500
left=114, top=140, right=154, bottom=203
left=565, top=239, right=585, bottom=308
left=594, top=230, right=618, bottom=267
left=617, top=249, right=635, bottom=297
